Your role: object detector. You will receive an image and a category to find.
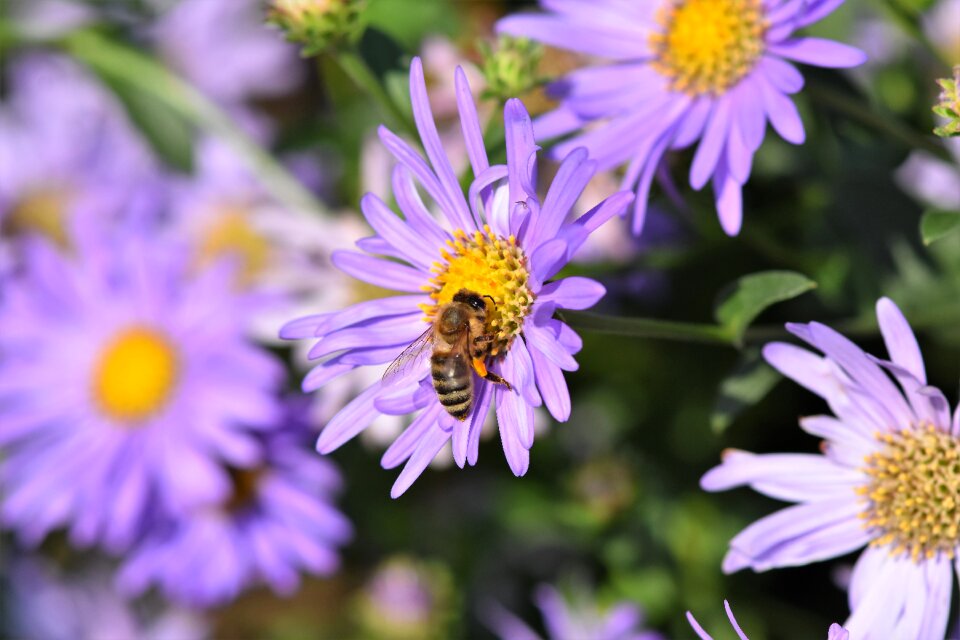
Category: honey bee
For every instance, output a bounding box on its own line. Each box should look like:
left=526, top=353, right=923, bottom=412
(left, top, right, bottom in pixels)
left=383, top=289, right=512, bottom=421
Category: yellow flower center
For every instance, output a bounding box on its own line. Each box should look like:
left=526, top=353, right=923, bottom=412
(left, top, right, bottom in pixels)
left=858, top=424, right=960, bottom=562
left=421, top=227, right=533, bottom=357
left=197, top=209, right=272, bottom=288
left=650, top=0, right=767, bottom=96
left=93, top=326, right=179, bottom=424
left=5, top=189, right=70, bottom=249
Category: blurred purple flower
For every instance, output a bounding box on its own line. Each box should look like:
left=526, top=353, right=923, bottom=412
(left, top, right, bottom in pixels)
left=118, top=416, right=351, bottom=607
left=356, top=556, right=454, bottom=639
left=702, top=298, right=958, bottom=638
left=150, top=0, right=303, bottom=106
left=485, top=584, right=663, bottom=640
left=281, top=57, right=633, bottom=497
left=497, top=0, right=866, bottom=236
left=0, top=224, right=284, bottom=553
left=686, top=600, right=848, bottom=640
left=0, top=54, right=159, bottom=249
left=6, top=557, right=208, bottom=640
left=895, top=137, right=960, bottom=212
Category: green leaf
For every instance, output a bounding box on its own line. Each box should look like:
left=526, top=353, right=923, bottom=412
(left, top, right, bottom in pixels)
left=920, top=209, right=960, bottom=246
left=711, top=349, right=781, bottom=434
left=715, top=271, right=817, bottom=345
left=97, top=74, right=194, bottom=172
left=61, top=29, right=327, bottom=217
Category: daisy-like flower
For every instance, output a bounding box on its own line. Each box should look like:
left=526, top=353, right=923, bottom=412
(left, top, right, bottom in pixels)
left=686, top=600, right=848, bottom=640
left=149, top=0, right=303, bottom=107
left=702, top=298, right=959, bottom=638
left=484, top=583, right=663, bottom=640
left=6, top=557, right=208, bottom=640
left=118, top=414, right=351, bottom=607
left=497, top=0, right=867, bottom=236
left=0, top=224, right=284, bottom=553
left=281, top=57, right=633, bottom=497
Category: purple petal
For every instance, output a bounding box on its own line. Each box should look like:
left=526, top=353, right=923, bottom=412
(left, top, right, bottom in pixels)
left=390, top=422, right=451, bottom=498
left=455, top=65, right=489, bottom=179
left=538, top=277, right=605, bottom=310
left=769, top=38, right=867, bottom=68
left=560, top=191, right=634, bottom=256
left=758, top=75, right=805, bottom=144
left=496, top=387, right=532, bottom=476
left=524, top=321, right=578, bottom=371
left=496, top=15, right=645, bottom=60
left=408, top=57, right=473, bottom=230
left=316, top=383, right=382, bottom=453
left=360, top=194, right=434, bottom=270
left=527, top=148, right=595, bottom=248
left=876, top=297, right=924, bottom=383
left=529, top=344, right=571, bottom=422
left=714, top=161, right=744, bottom=236
left=529, top=238, right=569, bottom=283
left=504, top=98, right=539, bottom=207
left=724, top=498, right=868, bottom=572
left=279, top=314, right=327, bottom=340
left=331, top=251, right=426, bottom=292
left=391, top=165, right=450, bottom=248
left=690, top=97, right=732, bottom=190
left=381, top=404, right=442, bottom=469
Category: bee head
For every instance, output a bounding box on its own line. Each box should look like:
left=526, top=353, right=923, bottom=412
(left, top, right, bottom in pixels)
left=453, top=289, right=489, bottom=312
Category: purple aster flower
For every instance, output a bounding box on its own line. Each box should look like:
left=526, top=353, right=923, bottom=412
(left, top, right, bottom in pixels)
left=355, top=556, right=454, bottom=639
left=281, top=57, right=633, bottom=497
left=484, top=583, right=663, bottom=640
left=686, top=600, right=848, bottom=640
left=0, top=223, right=284, bottom=553
left=150, top=0, right=303, bottom=106
left=6, top=557, right=208, bottom=640
left=0, top=53, right=159, bottom=250
left=702, top=298, right=960, bottom=638
left=117, top=413, right=351, bottom=607
left=497, top=0, right=866, bottom=236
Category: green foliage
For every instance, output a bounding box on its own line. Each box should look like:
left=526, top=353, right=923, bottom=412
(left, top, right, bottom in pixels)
left=714, top=271, right=817, bottom=346
left=920, top=208, right=960, bottom=246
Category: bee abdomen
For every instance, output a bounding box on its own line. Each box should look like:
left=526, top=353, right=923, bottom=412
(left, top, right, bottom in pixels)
left=431, top=355, right=472, bottom=420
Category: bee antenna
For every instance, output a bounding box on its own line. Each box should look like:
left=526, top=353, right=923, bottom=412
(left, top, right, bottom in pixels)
left=483, top=295, right=496, bottom=307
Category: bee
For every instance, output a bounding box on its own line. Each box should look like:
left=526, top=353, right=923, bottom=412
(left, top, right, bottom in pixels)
left=383, top=289, right=512, bottom=421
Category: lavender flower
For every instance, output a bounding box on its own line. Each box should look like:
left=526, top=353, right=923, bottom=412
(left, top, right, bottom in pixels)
left=686, top=601, right=848, bottom=640
left=355, top=556, right=454, bottom=640
left=118, top=416, right=351, bottom=607
left=497, top=0, right=866, bottom=236
left=6, top=558, right=208, bottom=640
left=150, top=0, right=303, bottom=106
left=0, top=53, right=157, bottom=250
left=702, top=298, right=959, bottom=638
left=281, top=57, right=633, bottom=497
left=484, top=584, right=663, bottom=640
left=0, top=224, right=284, bottom=553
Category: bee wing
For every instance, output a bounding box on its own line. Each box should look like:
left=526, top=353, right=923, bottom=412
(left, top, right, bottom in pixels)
left=382, top=326, right=435, bottom=386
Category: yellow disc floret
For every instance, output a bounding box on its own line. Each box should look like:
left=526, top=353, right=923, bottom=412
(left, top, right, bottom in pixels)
left=857, top=424, right=960, bottom=562
left=5, top=189, right=70, bottom=249
left=93, top=326, right=179, bottom=424
left=197, top=209, right=272, bottom=288
left=650, top=0, right=767, bottom=96
left=422, top=226, right=533, bottom=356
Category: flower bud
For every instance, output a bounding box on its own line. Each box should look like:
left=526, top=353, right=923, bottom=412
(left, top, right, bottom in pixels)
left=933, top=65, right=960, bottom=138
left=267, top=0, right=365, bottom=56
left=479, top=36, right=543, bottom=102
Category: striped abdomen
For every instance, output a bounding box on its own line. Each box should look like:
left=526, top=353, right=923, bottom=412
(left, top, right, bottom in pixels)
left=431, top=352, right=473, bottom=420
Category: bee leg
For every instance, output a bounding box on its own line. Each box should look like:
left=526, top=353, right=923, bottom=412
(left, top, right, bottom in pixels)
left=471, top=335, right=493, bottom=359
left=483, top=370, right=513, bottom=391
left=472, top=358, right=513, bottom=391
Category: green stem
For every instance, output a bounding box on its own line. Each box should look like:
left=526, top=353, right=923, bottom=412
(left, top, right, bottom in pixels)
left=562, top=311, right=735, bottom=346
left=807, top=81, right=951, bottom=162
left=61, top=29, right=328, bottom=218
left=332, top=49, right=416, bottom=137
